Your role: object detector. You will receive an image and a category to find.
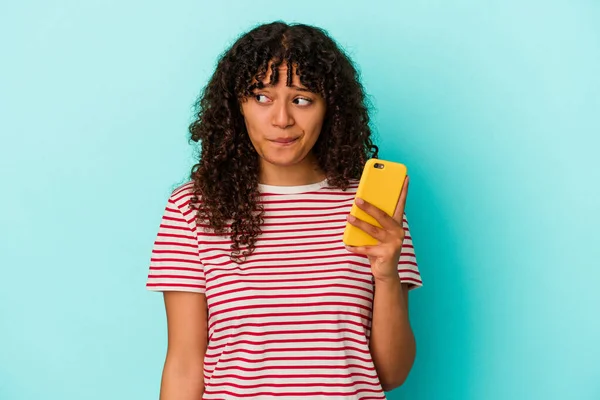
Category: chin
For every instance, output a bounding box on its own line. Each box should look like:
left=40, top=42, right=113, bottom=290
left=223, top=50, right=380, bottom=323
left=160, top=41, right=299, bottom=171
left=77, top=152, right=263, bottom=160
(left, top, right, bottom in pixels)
left=262, top=153, right=304, bottom=167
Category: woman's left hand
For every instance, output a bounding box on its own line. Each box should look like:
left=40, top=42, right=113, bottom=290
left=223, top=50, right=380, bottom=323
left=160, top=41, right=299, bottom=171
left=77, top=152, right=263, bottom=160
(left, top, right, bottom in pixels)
left=345, top=176, right=410, bottom=283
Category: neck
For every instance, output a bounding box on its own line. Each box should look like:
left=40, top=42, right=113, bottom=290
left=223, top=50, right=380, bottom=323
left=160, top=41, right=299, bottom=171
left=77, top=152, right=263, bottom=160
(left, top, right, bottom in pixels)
left=258, top=157, right=326, bottom=186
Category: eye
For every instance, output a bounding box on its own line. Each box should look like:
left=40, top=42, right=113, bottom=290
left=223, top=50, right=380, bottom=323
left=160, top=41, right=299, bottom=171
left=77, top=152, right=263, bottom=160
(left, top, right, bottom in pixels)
left=254, top=94, right=271, bottom=103
left=294, top=97, right=313, bottom=106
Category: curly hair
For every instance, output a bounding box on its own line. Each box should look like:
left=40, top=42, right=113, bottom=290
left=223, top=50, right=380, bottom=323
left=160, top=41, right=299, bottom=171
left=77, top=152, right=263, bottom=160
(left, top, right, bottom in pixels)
left=188, top=21, right=379, bottom=263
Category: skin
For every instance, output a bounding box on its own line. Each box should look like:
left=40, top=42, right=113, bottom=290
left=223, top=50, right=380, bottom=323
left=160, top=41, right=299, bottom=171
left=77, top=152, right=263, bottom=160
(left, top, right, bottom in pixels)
left=346, top=176, right=416, bottom=390
left=240, top=62, right=328, bottom=186
left=160, top=63, right=415, bottom=399
left=160, top=292, right=207, bottom=400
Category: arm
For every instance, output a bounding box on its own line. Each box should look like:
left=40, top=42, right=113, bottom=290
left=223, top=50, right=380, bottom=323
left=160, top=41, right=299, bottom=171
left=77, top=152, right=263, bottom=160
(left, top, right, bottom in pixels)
left=345, top=177, right=419, bottom=390
left=369, top=279, right=416, bottom=392
left=160, top=292, right=208, bottom=400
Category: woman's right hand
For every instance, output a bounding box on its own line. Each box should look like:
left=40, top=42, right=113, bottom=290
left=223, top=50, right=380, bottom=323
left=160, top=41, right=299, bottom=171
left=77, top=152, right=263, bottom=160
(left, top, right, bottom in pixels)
left=160, top=292, right=208, bottom=400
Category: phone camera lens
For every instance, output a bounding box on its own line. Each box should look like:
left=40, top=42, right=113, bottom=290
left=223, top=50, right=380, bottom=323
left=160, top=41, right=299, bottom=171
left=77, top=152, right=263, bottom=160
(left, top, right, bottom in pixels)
left=374, top=163, right=384, bottom=169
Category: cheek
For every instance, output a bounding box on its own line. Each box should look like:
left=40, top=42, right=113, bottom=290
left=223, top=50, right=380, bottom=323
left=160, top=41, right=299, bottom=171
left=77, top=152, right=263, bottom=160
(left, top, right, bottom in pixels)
left=308, top=101, right=326, bottom=128
left=243, top=108, right=268, bottom=136
left=241, top=111, right=259, bottom=139
left=304, top=112, right=326, bottom=141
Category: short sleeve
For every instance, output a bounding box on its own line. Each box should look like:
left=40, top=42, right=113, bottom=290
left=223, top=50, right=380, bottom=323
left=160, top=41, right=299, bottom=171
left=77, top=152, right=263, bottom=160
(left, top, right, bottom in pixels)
left=398, top=213, right=422, bottom=290
left=146, top=187, right=206, bottom=294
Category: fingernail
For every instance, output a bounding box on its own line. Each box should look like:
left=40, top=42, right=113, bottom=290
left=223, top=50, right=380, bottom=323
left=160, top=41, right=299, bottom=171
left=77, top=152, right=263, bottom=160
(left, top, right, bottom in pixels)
left=356, top=198, right=364, bottom=205
left=347, top=215, right=356, bottom=222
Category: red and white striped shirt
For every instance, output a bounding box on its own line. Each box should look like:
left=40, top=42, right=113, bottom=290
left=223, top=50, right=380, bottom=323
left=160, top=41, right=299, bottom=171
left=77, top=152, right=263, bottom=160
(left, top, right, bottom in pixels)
left=147, top=179, right=422, bottom=399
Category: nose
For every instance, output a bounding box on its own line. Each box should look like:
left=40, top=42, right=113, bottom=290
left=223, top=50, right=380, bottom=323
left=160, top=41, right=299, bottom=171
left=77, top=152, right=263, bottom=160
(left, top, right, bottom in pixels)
left=271, top=101, right=295, bottom=129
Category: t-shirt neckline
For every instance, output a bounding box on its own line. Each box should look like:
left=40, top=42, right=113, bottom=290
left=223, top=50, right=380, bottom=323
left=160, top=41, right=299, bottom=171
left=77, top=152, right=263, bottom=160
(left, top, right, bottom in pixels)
left=258, top=178, right=329, bottom=194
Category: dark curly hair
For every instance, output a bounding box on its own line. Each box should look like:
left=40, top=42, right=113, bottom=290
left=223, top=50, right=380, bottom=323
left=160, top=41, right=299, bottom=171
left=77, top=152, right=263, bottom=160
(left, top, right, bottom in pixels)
left=188, top=21, right=379, bottom=263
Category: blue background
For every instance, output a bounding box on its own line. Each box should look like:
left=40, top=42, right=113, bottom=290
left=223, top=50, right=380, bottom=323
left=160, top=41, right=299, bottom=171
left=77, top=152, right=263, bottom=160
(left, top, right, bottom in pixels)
left=1, top=1, right=599, bottom=399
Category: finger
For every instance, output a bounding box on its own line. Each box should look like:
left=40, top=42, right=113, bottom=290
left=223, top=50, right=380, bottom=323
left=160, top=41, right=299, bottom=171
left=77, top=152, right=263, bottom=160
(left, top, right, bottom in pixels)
left=346, top=214, right=387, bottom=242
left=345, top=244, right=382, bottom=257
left=354, top=198, right=397, bottom=230
left=392, top=175, right=410, bottom=223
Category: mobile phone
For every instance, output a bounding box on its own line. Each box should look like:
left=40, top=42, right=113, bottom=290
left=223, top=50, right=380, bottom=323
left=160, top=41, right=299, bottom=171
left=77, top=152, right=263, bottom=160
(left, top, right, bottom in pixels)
left=342, top=158, right=408, bottom=247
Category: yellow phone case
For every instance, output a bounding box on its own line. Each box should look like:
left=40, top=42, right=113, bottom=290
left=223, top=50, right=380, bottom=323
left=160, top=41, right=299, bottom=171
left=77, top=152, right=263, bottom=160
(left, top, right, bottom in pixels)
left=342, top=159, right=407, bottom=247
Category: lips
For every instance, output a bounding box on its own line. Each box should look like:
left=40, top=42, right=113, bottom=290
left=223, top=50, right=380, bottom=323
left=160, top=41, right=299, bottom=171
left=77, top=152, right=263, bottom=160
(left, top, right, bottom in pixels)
left=271, top=137, right=299, bottom=144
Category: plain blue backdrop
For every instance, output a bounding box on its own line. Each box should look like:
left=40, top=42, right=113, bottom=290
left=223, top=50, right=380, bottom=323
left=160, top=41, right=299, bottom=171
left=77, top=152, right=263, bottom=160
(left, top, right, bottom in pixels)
left=1, top=1, right=599, bottom=399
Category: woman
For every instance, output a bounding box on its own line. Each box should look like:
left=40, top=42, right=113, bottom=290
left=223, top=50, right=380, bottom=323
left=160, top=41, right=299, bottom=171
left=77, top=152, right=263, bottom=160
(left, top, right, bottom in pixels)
left=146, top=21, right=422, bottom=399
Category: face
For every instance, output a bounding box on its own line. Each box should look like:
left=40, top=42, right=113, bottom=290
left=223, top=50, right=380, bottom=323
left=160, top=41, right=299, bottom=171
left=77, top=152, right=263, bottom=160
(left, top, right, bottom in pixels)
left=240, top=63, right=327, bottom=177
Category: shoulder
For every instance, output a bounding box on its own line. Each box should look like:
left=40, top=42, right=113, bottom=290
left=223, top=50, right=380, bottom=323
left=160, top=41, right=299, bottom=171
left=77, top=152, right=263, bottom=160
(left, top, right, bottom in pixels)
left=168, top=181, right=197, bottom=208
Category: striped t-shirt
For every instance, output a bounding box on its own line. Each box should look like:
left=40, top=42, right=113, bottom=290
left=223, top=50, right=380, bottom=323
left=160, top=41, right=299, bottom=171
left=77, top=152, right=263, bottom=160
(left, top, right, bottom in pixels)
left=146, top=178, right=422, bottom=399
